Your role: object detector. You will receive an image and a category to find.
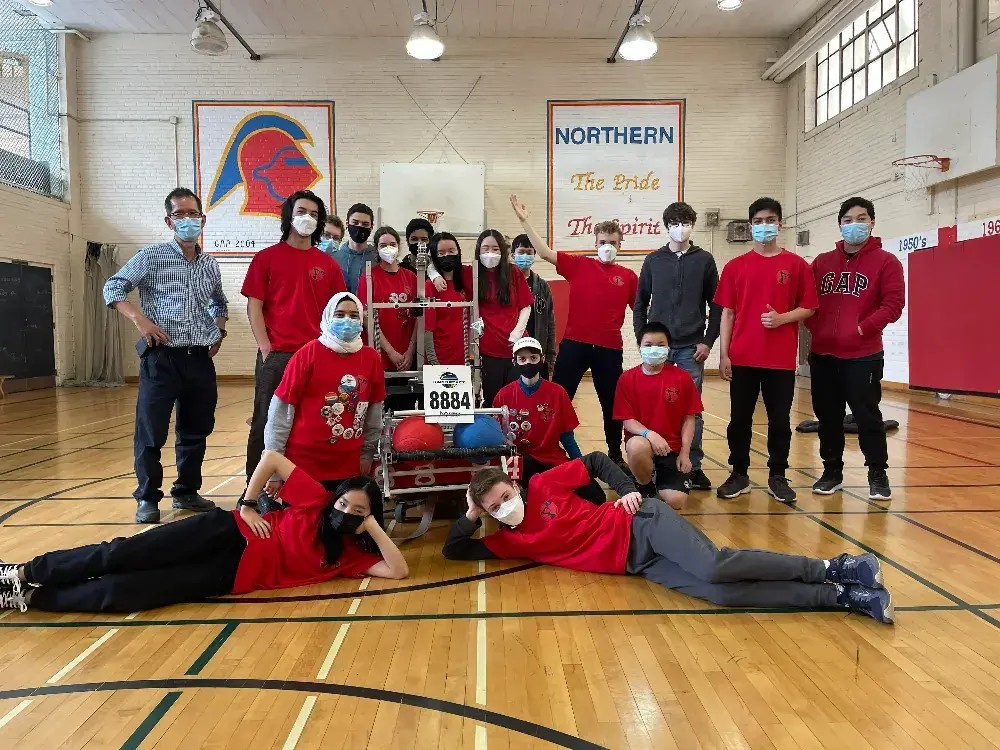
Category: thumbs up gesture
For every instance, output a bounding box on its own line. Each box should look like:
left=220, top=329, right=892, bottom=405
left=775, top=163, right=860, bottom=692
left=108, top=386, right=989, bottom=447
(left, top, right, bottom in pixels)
left=761, top=304, right=785, bottom=329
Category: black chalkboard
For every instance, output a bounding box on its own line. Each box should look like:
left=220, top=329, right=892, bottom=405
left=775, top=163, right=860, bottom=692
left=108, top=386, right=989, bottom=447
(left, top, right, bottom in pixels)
left=0, top=261, right=55, bottom=379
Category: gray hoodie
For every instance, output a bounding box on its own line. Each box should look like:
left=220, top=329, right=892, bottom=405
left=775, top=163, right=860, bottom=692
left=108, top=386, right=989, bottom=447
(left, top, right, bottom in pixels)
left=633, top=245, right=721, bottom=349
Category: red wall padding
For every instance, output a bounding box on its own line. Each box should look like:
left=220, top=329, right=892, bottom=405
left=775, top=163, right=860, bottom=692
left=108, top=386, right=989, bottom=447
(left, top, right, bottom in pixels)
left=908, top=235, right=1000, bottom=395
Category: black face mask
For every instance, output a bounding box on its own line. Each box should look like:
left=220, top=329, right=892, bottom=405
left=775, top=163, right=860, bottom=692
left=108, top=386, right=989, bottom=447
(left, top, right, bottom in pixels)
left=348, top=225, right=372, bottom=244
left=408, top=241, right=422, bottom=255
left=518, top=361, right=545, bottom=379
left=326, top=507, right=365, bottom=535
left=436, top=255, right=461, bottom=273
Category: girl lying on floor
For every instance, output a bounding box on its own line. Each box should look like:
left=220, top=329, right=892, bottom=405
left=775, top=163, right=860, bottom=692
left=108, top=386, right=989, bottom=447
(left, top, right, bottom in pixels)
left=442, top=452, right=893, bottom=623
left=0, top=450, right=408, bottom=613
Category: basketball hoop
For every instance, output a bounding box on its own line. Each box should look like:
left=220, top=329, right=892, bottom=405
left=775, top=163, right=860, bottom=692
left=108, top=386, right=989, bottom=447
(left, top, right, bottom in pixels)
left=892, top=154, right=950, bottom=202
left=416, top=209, right=445, bottom=225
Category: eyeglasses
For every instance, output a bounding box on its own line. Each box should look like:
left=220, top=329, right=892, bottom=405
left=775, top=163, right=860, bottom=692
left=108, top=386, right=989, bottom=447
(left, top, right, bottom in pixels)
left=169, top=211, right=203, bottom=219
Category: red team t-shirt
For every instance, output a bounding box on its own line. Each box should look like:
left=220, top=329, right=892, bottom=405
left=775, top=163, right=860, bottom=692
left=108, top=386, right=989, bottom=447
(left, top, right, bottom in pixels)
left=424, top=272, right=472, bottom=365
left=556, top=254, right=638, bottom=350
left=241, top=242, right=346, bottom=352
left=613, top=364, right=704, bottom=453
left=357, top=265, right=419, bottom=370
left=714, top=249, right=818, bottom=370
left=274, top=340, right=386, bottom=481
left=230, top=467, right=382, bottom=594
left=477, top=270, right=535, bottom=359
left=492, top=379, right=579, bottom=466
left=482, top=459, right=633, bottom=574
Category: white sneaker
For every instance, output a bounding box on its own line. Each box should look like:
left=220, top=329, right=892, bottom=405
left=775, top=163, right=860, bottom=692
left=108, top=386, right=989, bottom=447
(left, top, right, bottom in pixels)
left=0, top=584, right=27, bottom=613
left=0, top=563, right=21, bottom=594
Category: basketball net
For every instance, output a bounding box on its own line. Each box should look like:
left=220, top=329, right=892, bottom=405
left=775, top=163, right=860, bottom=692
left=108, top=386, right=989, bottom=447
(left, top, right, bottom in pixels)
left=416, top=209, right=445, bottom=226
left=892, top=155, right=950, bottom=202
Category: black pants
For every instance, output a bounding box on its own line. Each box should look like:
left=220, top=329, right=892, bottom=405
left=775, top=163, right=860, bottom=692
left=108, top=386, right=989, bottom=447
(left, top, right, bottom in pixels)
left=246, top=350, right=294, bottom=478
left=810, top=354, right=887, bottom=472
left=134, top=346, right=218, bottom=504
left=481, top=354, right=518, bottom=409
left=25, top=509, right=245, bottom=613
left=553, top=338, right=624, bottom=460
left=521, top=454, right=607, bottom=505
left=728, top=366, right=796, bottom=476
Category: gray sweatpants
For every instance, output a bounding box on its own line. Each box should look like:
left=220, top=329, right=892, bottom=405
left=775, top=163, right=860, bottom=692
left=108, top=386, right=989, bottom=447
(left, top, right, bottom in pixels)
left=626, top=500, right=839, bottom=608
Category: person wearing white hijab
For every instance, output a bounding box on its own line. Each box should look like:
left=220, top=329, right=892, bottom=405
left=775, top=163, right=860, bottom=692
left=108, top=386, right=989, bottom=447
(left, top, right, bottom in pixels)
left=250, top=292, right=387, bottom=509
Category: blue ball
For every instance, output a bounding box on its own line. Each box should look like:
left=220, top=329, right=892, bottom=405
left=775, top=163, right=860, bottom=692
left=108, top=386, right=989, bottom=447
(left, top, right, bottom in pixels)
left=453, top=415, right=505, bottom=449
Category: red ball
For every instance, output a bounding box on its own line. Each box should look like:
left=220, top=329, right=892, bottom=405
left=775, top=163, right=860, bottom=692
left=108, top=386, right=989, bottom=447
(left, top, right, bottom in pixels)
left=392, top=416, right=445, bottom=453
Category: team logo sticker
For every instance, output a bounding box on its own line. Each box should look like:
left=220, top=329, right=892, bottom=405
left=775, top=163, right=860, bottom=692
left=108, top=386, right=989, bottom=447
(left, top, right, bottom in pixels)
left=776, top=269, right=791, bottom=284
left=664, top=387, right=680, bottom=403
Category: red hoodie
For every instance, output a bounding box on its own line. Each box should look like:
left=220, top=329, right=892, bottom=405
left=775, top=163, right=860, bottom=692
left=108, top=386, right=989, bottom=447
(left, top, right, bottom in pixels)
left=806, top=237, right=905, bottom=359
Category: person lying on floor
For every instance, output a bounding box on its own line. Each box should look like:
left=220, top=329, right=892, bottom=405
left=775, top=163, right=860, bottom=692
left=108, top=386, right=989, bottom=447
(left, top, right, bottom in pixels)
left=0, top=450, right=408, bottom=614
left=441, top=453, right=893, bottom=623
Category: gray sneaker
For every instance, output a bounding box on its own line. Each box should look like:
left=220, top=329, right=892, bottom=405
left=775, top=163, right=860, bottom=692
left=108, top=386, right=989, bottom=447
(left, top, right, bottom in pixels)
left=135, top=500, right=160, bottom=524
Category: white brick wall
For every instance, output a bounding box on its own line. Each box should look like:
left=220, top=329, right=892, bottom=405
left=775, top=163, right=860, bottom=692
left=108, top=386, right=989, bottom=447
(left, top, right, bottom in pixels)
left=789, top=0, right=1000, bottom=266
left=0, top=184, right=74, bottom=379
left=72, top=34, right=789, bottom=376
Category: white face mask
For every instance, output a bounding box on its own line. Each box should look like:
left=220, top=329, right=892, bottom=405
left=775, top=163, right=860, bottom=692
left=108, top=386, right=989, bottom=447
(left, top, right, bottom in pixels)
left=378, top=245, right=399, bottom=264
left=292, top=214, right=318, bottom=238
left=480, top=252, right=501, bottom=269
left=491, top=494, right=525, bottom=526
left=597, top=243, right=618, bottom=263
left=668, top=224, right=692, bottom=243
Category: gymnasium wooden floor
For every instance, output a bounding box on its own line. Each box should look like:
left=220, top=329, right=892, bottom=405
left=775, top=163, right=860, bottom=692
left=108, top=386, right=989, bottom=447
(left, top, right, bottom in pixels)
left=3, top=379, right=1000, bottom=749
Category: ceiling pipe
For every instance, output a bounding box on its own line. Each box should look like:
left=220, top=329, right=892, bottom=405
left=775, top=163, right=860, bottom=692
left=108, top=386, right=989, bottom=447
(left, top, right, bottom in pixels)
left=202, top=0, right=261, bottom=61
left=607, top=0, right=644, bottom=63
left=51, top=28, right=91, bottom=41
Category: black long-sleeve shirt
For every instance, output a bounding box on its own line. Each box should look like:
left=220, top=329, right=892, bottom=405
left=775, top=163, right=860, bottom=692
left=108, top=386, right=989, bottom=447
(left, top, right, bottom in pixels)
left=442, top=452, right=637, bottom=561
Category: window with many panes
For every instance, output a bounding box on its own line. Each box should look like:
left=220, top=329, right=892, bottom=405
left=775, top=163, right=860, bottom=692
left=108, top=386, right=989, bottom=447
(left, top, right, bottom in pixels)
left=991, top=0, right=1000, bottom=22
left=816, top=0, right=918, bottom=126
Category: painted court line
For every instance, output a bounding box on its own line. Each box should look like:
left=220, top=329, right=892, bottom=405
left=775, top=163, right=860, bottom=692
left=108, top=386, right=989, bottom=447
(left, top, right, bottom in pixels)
left=203, top=470, right=245, bottom=496
left=281, top=695, right=317, bottom=750
left=47, top=628, right=119, bottom=684
left=0, top=699, right=33, bottom=730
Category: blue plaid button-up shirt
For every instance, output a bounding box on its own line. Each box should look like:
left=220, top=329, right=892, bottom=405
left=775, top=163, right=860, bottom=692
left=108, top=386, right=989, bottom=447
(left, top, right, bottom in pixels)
left=103, top=240, right=229, bottom=347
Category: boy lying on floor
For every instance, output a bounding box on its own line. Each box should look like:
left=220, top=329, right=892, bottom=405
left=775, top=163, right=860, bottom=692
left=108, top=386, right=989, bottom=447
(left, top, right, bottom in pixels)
left=442, top=453, right=893, bottom=623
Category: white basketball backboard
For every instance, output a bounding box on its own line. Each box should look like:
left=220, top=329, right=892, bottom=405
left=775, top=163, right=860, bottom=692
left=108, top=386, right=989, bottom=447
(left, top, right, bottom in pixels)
left=905, top=55, right=1000, bottom=186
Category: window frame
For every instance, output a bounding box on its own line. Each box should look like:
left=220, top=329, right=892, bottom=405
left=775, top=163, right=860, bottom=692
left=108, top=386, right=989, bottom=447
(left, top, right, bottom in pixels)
left=815, top=0, right=919, bottom=127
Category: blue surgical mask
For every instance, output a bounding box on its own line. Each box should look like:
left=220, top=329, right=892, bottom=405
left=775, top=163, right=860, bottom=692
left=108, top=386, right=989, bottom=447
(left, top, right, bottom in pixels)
left=173, top=217, right=202, bottom=242
left=318, top=237, right=335, bottom=252
left=514, top=253, right=535, bottom=270
left=330, top=318, right=363, bottom=342
left=751, top=223, right=779, bottom=244
left=640, top=346, right=669, bottom=366
left=840, top=222, right=871, bottom=245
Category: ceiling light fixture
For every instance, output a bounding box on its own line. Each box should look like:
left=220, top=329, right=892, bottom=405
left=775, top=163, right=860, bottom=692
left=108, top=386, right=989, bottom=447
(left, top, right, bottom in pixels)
left=191, top=3, right=228, bottom=56
left=717, top=0, right=743, bottom=10
left=618, top=14, right=658, bottom=61
left=407, top=8, right=444, bottom=60
left=26, top=0, right=54, bottom=6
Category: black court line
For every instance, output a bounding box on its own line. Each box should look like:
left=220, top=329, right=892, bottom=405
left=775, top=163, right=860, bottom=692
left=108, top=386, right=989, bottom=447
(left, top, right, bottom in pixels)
left=0, top=472, right=135, bottom=524
left=0, top=602, right=967, bottom=630
left=210, top=562, right=542, bottom=604
left=0, top=678, right=608, bottom=750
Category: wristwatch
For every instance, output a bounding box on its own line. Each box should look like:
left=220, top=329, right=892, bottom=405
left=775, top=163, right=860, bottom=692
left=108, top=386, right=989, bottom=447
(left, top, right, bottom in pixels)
left=218, top=328, right=228, bottom=339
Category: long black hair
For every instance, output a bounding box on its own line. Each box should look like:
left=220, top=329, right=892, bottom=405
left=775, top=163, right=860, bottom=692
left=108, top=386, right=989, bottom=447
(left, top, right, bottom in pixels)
left=280, top=189, right=328, bottom=245
left=319, top=476, right=385, bottom=565
left=475, top=229, right=511, bottom=306
left=429, top=231, right=465, bottom=294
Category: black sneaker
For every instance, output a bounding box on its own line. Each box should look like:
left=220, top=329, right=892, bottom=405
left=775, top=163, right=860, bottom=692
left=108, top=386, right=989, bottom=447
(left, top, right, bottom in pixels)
left=767, top=475, right=797, bottom=504
left=687, top=469, right=712, bottom=491
left=135, top=500, right=160, bottom=524
left=826, top=553, right=883, bottom=588
left=717, top=472, right=751, bottom=499
left=171, top=493, right=216, bottom=512
left=838, top=584, right=894, bottom=624
left=868, top=469, right=891, bottom=501
left=812, top=471, right=844, bottom=495
left=0, top=581, right=27, bottom=612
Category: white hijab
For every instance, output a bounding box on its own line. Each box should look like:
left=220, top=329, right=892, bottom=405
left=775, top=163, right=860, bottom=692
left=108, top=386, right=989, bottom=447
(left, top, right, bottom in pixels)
left=318, top=291, right=365, bottom=354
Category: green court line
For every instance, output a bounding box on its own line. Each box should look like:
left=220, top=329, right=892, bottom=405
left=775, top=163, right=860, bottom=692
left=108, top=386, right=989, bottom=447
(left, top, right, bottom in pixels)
left=185, top=622, right=238, bottom=676
left=119, top=690, right=182, bottom=750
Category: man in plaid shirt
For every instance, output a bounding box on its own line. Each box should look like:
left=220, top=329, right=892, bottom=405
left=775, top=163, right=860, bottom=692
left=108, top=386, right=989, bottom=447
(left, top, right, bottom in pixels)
left=104, top=188, right=229, bottom=523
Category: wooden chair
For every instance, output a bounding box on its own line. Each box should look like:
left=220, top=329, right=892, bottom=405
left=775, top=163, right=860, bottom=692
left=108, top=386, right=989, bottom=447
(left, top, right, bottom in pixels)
left=0, top=375, right=13, bottom=400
